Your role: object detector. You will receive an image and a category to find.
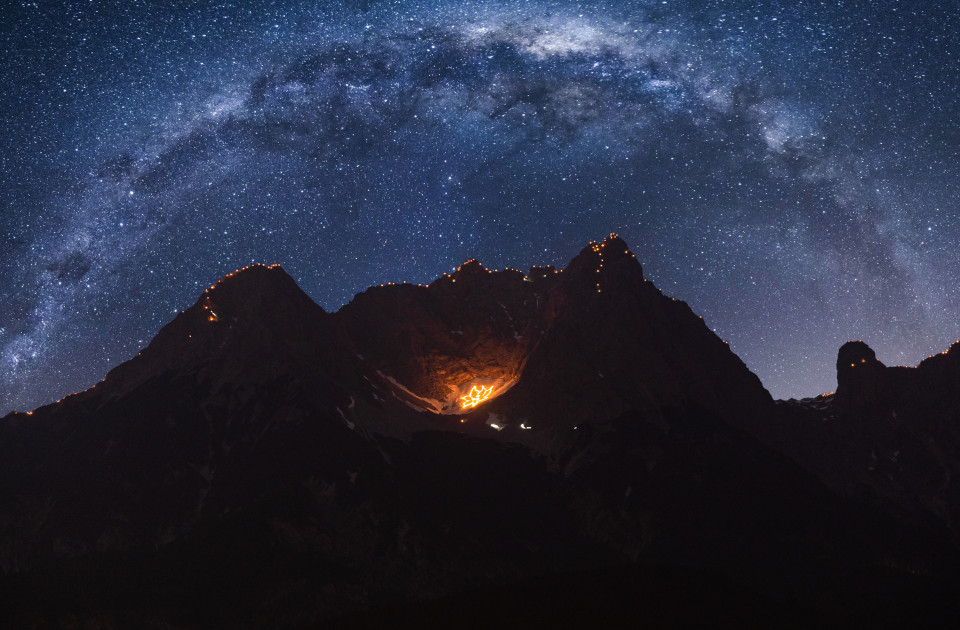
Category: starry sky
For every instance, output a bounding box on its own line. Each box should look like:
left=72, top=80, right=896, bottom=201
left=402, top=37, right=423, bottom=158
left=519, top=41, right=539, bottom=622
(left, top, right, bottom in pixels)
left=2, top=0, right=960, bottom=415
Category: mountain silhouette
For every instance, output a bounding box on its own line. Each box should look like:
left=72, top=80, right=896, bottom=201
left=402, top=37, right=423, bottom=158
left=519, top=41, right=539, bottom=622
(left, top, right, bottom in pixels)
left=2, top=235, right=959, bottom=629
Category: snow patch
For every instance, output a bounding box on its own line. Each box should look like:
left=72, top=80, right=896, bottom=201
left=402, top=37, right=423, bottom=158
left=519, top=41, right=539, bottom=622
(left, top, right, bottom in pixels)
left=377, top=370, right=443, bottom=413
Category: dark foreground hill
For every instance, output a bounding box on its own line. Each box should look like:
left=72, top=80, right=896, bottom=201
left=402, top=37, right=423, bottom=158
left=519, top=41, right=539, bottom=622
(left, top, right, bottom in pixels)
left=2, top=235, right=959, bottom=628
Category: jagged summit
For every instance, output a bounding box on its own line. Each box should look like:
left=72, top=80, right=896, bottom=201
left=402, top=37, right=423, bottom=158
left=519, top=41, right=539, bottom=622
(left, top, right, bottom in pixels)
left=182, top=262, right=316, bottom=327
left=564, top=233, right=643, bottom=295
left=55, top=262, right=337, bottom=406
left=575, top=233, right=637, bottom=266
left=450, top=257, right=488, bottom=276
left=207, top=262, right=287, bottom=287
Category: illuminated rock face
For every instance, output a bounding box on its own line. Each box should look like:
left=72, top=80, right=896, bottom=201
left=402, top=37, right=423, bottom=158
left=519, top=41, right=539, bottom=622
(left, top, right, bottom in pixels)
left=337, top=260, right=558, bottom=413
left=335, top=234, right=772, bottom=422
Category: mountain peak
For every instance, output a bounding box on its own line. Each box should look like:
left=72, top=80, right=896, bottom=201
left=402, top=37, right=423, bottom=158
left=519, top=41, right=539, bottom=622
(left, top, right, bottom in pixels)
left=204, top=262, right=297, bottom=298
left=187, top=263, right=323, bottom=328
left=565, top=233, right=644, bottom=296
left=454, top=258, right=487, bottom=274
left=96, top=262, right=331, bottom=397
left=574, top=233, right=634, bottom=260
left=599, top=232, right=634, bottom=260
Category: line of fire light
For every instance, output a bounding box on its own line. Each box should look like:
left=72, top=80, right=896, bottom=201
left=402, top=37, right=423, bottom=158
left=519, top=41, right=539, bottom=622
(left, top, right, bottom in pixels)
left=376, top=233, right=631, bottom=289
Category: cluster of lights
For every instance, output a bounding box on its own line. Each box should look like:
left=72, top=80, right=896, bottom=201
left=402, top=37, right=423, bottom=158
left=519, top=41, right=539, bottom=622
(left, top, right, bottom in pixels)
left=201, top=295, right=220, bottom=322
left=588, top=241, right=605, bottom=293
left=460, top=384, right=494, bottom=409
left=587, top=234, right=633, bottom=294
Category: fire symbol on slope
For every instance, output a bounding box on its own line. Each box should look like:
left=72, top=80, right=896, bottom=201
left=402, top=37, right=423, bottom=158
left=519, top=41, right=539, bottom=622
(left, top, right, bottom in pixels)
left=460, top=384, right=493, bottom=409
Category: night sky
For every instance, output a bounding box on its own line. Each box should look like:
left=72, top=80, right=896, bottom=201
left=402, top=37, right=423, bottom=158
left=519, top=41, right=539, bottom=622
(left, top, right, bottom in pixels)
left=3, top=0, right=960, bottom=415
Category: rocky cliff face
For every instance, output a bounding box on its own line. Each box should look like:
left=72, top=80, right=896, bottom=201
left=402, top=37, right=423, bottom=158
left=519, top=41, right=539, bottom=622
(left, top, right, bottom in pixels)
left=773, top=339, right=960, bottom=543
left=2, top=237, right=959, bottom=629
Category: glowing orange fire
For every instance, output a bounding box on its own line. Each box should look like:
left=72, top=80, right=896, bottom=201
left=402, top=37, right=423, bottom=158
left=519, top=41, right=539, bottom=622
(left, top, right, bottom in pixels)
left=460, top=384, right=493, bottom=409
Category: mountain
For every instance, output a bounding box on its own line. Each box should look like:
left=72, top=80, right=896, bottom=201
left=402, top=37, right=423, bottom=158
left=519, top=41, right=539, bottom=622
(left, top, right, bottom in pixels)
left=2, top=235, right=959, bottom=629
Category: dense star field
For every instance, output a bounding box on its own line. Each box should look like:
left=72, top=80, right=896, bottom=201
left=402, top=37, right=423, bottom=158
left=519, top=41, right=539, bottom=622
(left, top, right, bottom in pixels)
left=2, top=0, right=959, bottom=415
